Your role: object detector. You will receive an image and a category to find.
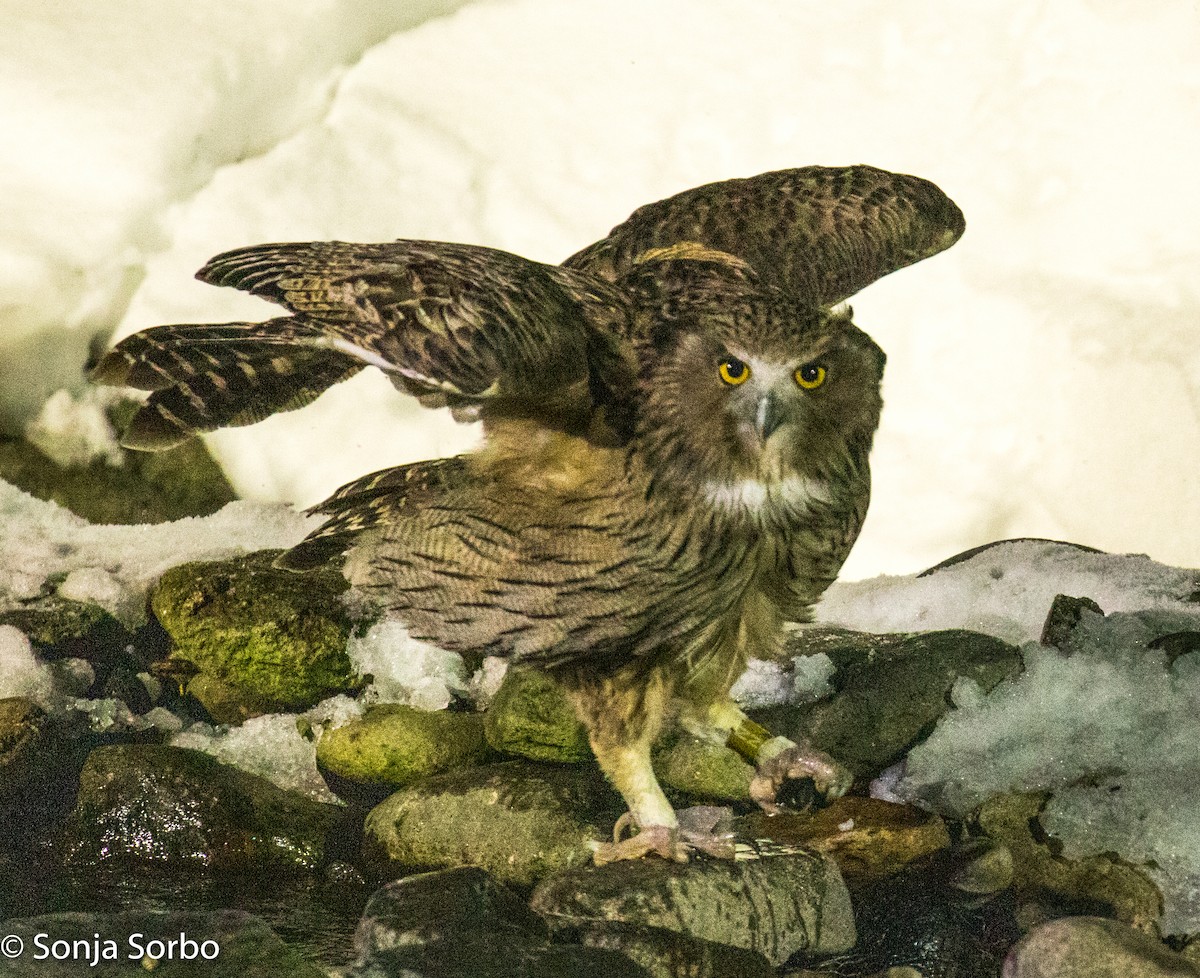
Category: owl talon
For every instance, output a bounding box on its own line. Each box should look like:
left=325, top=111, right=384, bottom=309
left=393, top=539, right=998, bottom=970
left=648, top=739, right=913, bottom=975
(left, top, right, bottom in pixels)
left=750, top=741, right=853, bottom=815
left=592, top=824, right=689, bottom=865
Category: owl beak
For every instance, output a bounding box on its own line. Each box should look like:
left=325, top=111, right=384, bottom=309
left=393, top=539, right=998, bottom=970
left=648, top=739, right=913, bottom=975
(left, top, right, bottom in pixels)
left=755, top=392, right=783, bottom=442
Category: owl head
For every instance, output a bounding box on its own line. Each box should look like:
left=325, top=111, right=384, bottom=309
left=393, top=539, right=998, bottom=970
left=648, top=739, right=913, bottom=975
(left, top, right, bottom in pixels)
left=624, top=249, right=885, bottom=512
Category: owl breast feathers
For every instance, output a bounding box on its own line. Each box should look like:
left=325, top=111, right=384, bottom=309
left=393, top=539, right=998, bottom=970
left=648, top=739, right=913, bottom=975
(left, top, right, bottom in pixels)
left=95, top=164, right=964, bottom=862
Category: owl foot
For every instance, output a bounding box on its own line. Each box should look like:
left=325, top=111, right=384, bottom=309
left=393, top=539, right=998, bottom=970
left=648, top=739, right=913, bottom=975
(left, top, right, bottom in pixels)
left=591, top=807, right=737, bottom=864
left=750, top=739, right=853, bottom=815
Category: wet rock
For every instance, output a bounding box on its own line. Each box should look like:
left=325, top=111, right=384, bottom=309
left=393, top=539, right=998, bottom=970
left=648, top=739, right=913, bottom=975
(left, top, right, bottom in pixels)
left=348, top=867, right=647, bottom=977
left=484, top=668, right=591, bottom=763
left=977, top=792, right=1163, bottom=932
left=1040, top=594, right=1105, bottom=650
left=363, top=761, right=620, bottom=887
left=0, top=698, right=50, bottom=807
left=0, top=598, right=130, bottom=664
left=737, top=796, right=952, bottom=887
left=317, top=703, right=490, bottom=803
left=63, top=744, right=341, bottom=874
left=150, top=552, right=360, bottom=719
left=571, top=920, right=774, bottom=978
left=1004, top=916, right=1200, bottom=977
left=653, top=731, right=754, bottom=803
left=0, top=909, right=324, bottom=977
left=530, top=847, right=855, bottom=965
left=758, top=628, right=1023, bottom=779
left=0, top=400, right=235, bottom=526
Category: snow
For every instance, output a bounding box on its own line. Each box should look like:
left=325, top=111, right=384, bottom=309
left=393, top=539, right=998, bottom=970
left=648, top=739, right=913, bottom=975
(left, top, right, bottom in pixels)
left=0, top=625, right=56, bottom=704
left=730, top=652, right=836, bottom=709
left=1, top=0, right=1195, bottom=576
left=346, top=618, right=471, bottom=712
left=25, top=388, right=125, bottom=469
left=0, top=479, right=319, bottom=624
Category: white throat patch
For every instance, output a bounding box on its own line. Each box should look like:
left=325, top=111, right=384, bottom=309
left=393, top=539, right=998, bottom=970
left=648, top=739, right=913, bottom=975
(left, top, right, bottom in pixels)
left=702, top=475, right=833, bottom=515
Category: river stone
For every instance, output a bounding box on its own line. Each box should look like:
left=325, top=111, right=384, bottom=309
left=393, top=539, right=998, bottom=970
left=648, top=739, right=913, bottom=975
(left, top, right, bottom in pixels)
left=530, top=847, right=855, bottom=966
left=759, top=628, right=1022, bottom=779
left=0, top=698, right=48, bottom=806
left=63, top=744, right=341, bottom=874
left=0, top=598, right=130, bottom=664
left=571, top=920, right=774, bottom=978
left=362, top=760, right=620, bottom=887
left=653, top=731, right=754, bottom=803
left=0, top=909, right=324, bottom=977
left=737, top=796, right=952, bottom=887
left=150, top=551, right=359, bottom=718
left=317, top=704, right=489, bottom=796
left=1004, top=916, right=1200, bottom=978
left=0, top=400, right=235, bottom=526
left=483, top=668, right=591, bottom=763
left=978, top=792, right=1163, bottom=931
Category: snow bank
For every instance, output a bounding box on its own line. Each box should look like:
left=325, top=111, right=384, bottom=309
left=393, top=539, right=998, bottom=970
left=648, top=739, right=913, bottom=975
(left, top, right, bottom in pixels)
left=2, top=0, right=1195, bottom=576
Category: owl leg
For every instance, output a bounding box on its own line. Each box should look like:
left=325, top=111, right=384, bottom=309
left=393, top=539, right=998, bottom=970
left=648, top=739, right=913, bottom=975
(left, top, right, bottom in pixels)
left=564, top=666, right=731, bottom=863
left=684, top=699, right=853, bottom=813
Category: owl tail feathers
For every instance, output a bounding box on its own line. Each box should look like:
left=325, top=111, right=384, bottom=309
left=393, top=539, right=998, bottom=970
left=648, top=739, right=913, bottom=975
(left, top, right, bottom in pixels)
left=91, top=319, right=365, bottom=450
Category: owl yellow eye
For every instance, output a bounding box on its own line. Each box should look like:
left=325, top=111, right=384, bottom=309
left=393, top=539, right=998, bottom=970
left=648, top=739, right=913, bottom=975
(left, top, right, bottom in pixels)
left=718, top=357, right=750, bottom=385
left=794, top=363, right=826, bottom=389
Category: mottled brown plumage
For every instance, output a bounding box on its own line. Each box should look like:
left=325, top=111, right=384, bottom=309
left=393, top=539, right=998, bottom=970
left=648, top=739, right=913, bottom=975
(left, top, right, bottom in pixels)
left=94, top=164, right=964, bottom=862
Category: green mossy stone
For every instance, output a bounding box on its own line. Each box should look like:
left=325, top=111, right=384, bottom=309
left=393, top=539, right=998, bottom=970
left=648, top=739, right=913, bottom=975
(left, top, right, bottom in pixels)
left=317, top=704, right=489, bottom=790
left=150, top=552, right=358, bottom=715
left=363, top=761, right=621, bottom=888
left=64, top=744, right=341, bottom=874
left=0, top=598, right=129, bottom=661
left=0, top=404, right=235, bottom=526
left=0, top=697, right=48, bottom=805
left=652, top=731, right=753, bottom=803
left=483, top=668, right=591, bottom=763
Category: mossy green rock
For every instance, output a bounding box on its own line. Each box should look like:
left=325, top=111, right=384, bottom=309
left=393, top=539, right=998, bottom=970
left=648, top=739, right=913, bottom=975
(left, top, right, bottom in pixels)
left=484, top=668, right=591, bottom=763
left=317, top=704, right=489, bottom=790
left=530, top=848, right=856, bottom=966
left=0, top=598, right=129, bottom=662
left=757, top=628, right=1022, bottom=779
left=574, top=921, right=774, bottom=978
left=363, top=761, right=621, bottom=887
left=0, top=697, right=48, bottom=805
left=652, top=731, right=753, bottom=802
left=151, top=551, right=358, bottom=716
left=1, top=910, right=326, bottom=977
left=0, top=402, right=235, bottom=526
left=64, top=744, right=341, bottom=874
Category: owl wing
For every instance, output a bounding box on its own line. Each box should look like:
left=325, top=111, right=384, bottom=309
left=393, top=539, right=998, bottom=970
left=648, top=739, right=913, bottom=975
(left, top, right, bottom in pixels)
left=93, top=241, right=633, bottom=449
left=565, top=164, right=965, bottom=306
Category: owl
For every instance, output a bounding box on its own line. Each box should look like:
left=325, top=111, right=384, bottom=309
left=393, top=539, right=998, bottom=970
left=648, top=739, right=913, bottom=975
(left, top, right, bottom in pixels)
left=94, top=165, right=964, bottom=863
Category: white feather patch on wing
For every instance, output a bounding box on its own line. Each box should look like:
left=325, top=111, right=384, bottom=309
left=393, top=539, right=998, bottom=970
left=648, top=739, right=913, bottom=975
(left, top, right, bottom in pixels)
left=702, top=475, right=833, bottom=514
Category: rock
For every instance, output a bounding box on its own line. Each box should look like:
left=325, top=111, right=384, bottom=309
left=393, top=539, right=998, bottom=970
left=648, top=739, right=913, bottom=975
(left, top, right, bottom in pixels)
left=0, top=697, right=49, bottom=806
left=317, top=704, right=490, bottom=803
left=363, top=761, right=620, bottom=887
left=757, top=628, right=1023, bottom=779
left=1040, top=594, right=1105, bottom=650
left=0, top=909, right=324, bottom=977
left=737, top=796, right=952, bottom=887
left=150, top=552, right=360, bottom=718
left=0, top=400, right=235, bottom=526
left=348, top=867, right=648, bottom=978
left=653, top=731, right=754, bottom=803
left=530, top=847, right=856, bottom=966
left=1003, top=916, right=1200, bottom=977
left=977, top=792, right=1163, bottom=932
left=0, top=598, right=130, bottom=663
left=571, top=921, right=774, bottom=978
left=63, top=744, right=341, bottom=874
left=484, top=668, right=591, bottom=763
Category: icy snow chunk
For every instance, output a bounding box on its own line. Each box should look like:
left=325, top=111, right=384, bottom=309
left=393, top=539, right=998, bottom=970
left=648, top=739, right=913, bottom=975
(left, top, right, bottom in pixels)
left=730, top=653, right=836, bottom=709
left=25, top=387, right=124, bottom=469
left=173, top=711, right=338, bottom=804
left=817, top=541, right=1200, bottom=645
left=0, top=625, right=55, bottom=704
left=468, top=655, right=509, bottom=708
left=348, top=617, right=469, bottom=711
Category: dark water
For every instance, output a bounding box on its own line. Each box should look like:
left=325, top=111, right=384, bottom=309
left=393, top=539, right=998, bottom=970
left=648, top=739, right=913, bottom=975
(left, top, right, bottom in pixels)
left=3, top=863, right=369, bottom=968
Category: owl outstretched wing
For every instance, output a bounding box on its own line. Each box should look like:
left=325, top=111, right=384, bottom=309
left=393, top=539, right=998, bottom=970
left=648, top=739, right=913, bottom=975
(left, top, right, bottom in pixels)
left=93, top=241, right=632, bottom=449
left=565, top=164, right=965, bottom=307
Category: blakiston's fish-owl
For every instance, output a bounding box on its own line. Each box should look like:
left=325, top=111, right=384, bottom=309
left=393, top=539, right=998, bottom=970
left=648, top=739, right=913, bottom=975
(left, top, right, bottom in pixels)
left=95, top=165, right=964, bottom=862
